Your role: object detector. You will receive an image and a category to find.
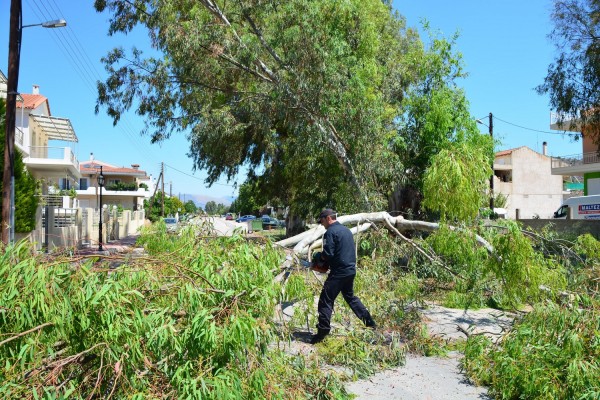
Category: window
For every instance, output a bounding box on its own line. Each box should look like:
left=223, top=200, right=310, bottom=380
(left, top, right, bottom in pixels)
left=60, top=178, right=71, bottom=190
left=555, top=205, right=568, bottom=218
left=79, top=178, right=88, bottom=190
left=494, top=170, right=512, bottom=182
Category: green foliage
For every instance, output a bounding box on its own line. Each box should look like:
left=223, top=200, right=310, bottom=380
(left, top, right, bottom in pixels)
left=422, top=142, right=492, bottom=222
left=463, top=302, right=600, bottom=399
left=183, top=199, right=197, bottom=214
left=0, top=99, right=39, bottom=233
left=395, top=27, right=494, bottom=218
left=105, top=181, right=138, bottom=191
left=94, top=0, right=424, bottom=216
left=229, top=182, right=261, bottom=216
left=0, top=230, right=286, bottom=398
left=143, top=191, right=186, bottom=222
left=573, top=233, right=600, bottom=265
left=317, top=331, right=405, bottom=379
left=204, top=200, right=228, bottom=216
left=486, top=221, right=567, bottom=308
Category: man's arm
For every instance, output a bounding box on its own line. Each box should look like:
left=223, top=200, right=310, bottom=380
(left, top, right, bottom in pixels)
left=322, top=229, right=335, bottom=261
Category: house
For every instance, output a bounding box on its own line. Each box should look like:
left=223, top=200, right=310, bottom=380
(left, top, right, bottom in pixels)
left=549, top=113, right=600, bottom=196
left=12, top=83, right=81, bottom=198
left=77, top=156, right=152, bottom=211
left=493, top=146, right=564, bottom=219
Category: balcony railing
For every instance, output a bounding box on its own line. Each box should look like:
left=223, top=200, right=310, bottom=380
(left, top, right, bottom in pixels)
left=28, top=146, right=79, bottom=169
left=16, top=126, right=24, bottom=146
left=551, top=152, right=600, bottom=168
left=550, top=111, right=579, bottom=126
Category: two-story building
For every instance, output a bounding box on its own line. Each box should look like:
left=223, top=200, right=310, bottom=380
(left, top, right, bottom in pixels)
left=493, top=145, right=564, bottom=219
left=77, top=156, right=152, bottom=211
left=3, top=79, right=81, bottom=198
left=549, top=113, right=600, bottom=195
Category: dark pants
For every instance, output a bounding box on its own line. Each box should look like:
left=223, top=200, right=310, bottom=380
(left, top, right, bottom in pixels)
left=317, top=274, right=374, bottom=332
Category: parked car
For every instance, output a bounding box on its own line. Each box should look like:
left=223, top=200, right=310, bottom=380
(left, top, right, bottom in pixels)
left=236, top=215, right=256, bottom=223
left=262, top=217, right=284, bottom=229
left=261, top=214, right=271, bottom=223
left=162, top=217, right=178, bottom=232
left=225, top=213, right=235, bottom=221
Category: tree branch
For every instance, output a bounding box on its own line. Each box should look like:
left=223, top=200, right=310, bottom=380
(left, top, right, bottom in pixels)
left=0, top=322, right=54, bottom=347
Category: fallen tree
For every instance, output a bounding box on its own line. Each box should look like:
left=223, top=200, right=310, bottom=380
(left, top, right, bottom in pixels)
left=275, top=211, right=495, bottom=258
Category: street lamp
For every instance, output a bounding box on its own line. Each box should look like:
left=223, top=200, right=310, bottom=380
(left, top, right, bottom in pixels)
left=98, top=166, right=105, bottom=251
left=2, top=0, right=67, bottom=244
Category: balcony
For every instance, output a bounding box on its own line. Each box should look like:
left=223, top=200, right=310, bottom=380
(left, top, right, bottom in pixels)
left=551, top=152, right=600, bottom=175
left=23, top=146, right=80, bottom=176
left=75, top=186, right=149, bottom=197
left=550, top=111, right=582, bottom=132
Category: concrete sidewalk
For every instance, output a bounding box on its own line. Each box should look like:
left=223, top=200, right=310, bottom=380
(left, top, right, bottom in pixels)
left=75, top=234, right=141, bottom=256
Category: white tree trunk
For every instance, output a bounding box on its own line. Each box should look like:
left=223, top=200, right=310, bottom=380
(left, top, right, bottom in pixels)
left=275, top=211, right=494, bottom=257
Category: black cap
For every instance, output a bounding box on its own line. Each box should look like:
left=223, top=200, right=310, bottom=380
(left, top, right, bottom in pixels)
left=318, top=208, right=336, bottom=219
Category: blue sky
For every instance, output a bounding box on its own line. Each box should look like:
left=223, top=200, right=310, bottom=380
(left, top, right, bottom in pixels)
left=397, top=0, right=580, bottom=156
left=1, top=0, right=582, bottom=201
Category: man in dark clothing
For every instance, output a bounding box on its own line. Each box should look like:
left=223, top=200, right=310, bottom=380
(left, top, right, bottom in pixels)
left=310, top=209, right=376, bottom=344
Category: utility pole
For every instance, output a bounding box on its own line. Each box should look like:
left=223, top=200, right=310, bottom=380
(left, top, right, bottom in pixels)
left=489, top=112, right=494, bottom=212
left=2, top=0, right=22, bottom=245
left=169, top=181, right=172, bottom=198
left=161, top=162, right=165, bottom=217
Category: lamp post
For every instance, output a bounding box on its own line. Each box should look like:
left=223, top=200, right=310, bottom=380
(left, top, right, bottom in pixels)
left=2, top=0, right=67, bottom=244
left=98, top=166, right=105, bottom=251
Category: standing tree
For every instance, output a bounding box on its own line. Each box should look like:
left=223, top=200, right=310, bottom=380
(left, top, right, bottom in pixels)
left=204, top=201, right=217, bottom=216
left=184, top=200, right=198, bottom=214
left=537, top=0, right=600, bottom=144
left=94, top=0, right=424, bottom=218
left=229, top=181, right=261, bottom=216
left=144, top=191, right=185, bottom=221
left=393, top=28, right=494, bottom=218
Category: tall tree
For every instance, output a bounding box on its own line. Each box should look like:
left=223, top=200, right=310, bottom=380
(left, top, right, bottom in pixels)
left=94, top=0, right=423, bottom=216
left=537, top=0, right=600, bottom=144
left=392, top=28, right=493, bottom=218
left=229, top=181, right=261, bottom=216
left=184, top=200, right=198, bottom=214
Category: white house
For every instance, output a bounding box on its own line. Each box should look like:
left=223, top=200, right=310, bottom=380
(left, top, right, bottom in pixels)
left=494, top=146, right=564, bottom=219
left=77, top=156, right=152, bottom=211
left=13, top=84, right=81, bottom=196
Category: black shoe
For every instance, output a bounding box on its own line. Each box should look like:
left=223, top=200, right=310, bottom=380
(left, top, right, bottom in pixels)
left=364, top=317, right=377, bottom=329
left=310, top=328, right=329, bottom=344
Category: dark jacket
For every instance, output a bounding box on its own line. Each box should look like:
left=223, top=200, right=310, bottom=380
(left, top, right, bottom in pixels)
left=322, top=221, right=356, bottom=277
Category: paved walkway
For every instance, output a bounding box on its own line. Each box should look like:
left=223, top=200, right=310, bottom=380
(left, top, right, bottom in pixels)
left=75, top=234, right=141, bottom=256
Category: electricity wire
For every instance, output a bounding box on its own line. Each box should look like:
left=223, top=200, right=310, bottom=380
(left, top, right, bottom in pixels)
left=493, top=115, right=581, bottom=136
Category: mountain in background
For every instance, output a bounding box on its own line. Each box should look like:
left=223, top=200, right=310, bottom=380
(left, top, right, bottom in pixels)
left=179, top=194, right=235, bottom=209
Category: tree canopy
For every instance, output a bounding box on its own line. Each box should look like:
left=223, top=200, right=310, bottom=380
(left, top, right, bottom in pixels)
left=94, top=0, right=425, bottom=214
left=538, top=0, right=600, bottom=144
left=94, top=1, right=492, bottom=222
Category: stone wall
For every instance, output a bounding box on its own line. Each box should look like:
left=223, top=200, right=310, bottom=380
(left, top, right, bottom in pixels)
left=518, top=219, right=600, bottom=239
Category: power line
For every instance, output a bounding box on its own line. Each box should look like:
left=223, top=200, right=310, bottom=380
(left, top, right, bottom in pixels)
left=164, top=163, right=236, bottom=187
left=25, top=0, right=162, bottom=168
left=493, top=115, right=581, bottom=136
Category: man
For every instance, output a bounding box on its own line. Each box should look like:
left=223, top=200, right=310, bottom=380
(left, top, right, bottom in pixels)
left=310, top=209, right=376, bottom=344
